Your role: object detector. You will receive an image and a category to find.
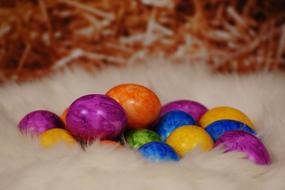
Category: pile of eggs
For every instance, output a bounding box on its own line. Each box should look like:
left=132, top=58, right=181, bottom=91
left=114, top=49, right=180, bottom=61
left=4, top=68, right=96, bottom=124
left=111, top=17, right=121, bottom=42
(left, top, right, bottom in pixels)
left=18, top=84, right=271, bottom=165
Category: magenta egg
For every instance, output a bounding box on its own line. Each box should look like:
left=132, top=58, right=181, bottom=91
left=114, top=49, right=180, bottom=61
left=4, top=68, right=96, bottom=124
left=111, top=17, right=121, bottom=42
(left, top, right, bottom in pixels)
left=160, top=100, right=207, bottom=121
left=215, top=131, right=271, bottom=165
left=66, top=94, right=127, bottom=143
left=18, top=110, right=64, bottom=136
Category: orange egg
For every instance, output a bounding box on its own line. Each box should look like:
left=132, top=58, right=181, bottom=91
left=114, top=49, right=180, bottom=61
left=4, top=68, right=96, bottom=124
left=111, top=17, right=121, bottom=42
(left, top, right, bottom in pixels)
left=60, top=108, right=68, bottom=125
left=106, top=84, right=161, bottom=129
left=100, top=140, right=122, bottom=148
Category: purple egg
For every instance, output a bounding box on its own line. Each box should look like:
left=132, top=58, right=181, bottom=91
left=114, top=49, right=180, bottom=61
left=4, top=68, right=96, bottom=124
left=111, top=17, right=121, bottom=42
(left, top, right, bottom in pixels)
left=66, top=94, right=127, bottom=143
left=18, top=110, right=64, bottom=136
left=160, top=100, right=208, bottom=121
left=215, top=131, right=271, bottom=165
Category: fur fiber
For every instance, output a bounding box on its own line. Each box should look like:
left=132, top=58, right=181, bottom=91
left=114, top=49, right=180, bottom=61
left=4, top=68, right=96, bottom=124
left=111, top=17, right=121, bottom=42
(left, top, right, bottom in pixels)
left=1, top=57, right=285, bottom=190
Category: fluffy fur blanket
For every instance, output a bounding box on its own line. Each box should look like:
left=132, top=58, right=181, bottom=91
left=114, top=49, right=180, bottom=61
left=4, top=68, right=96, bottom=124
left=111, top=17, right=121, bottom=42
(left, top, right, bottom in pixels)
left=1, top=57, right=285, bottom=190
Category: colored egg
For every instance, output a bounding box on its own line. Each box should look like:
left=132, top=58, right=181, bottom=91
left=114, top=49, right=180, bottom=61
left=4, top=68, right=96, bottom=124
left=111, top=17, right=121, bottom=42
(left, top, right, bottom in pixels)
left=66, top=94, right=127, bottom=143
left=39, top=128, right=77, bottom=148
left=155, top=110, right=195, bottom=141
left=18, top=110, right=64, bottom=136
left=215, top=131, right=271, bottom=165
left=60, top=108, right=68, bottom=125
left=160, top=100, right=208, bottom=121
left=100, top=140, right=122, bottom=148
left=166, top=125, right=214, bottom=156
left=205, top=120, right=256, bottom=141
left=138, top=142, right=180, bottom=162
left=199, top=106, right=255, bottom=130
left=106, top=84, right=161, bottom=129
left=125, top=129, right=161, bottom=149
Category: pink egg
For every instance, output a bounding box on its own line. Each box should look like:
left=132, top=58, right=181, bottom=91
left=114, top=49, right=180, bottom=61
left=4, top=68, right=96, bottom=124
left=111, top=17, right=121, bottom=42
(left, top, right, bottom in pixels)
left=160, top=100, right=207, bottom=121
left=66, top=94, right=127, bottom=143
left=215, top=131, right=271, bottom=165
left=18, top=110, right=64, bottom=136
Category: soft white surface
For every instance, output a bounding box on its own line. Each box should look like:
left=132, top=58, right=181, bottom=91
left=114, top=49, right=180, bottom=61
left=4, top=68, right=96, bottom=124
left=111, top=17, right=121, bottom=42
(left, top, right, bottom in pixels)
left=1, top=57, right=285, bottom=190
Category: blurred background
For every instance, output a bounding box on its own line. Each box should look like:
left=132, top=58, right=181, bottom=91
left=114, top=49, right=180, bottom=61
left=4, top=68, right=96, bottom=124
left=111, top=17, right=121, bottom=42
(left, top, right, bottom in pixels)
left=0, top=0, right=284, bottom=83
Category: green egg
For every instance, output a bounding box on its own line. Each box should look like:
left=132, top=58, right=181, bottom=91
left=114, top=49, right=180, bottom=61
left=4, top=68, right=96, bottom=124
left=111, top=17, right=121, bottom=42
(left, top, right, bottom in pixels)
left=125, top=129, right=161, bottom=149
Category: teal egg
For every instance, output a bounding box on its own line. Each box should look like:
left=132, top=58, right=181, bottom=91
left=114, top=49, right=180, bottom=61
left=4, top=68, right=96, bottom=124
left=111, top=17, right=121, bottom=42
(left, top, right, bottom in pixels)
left=125, top=129, right=161, bottom=149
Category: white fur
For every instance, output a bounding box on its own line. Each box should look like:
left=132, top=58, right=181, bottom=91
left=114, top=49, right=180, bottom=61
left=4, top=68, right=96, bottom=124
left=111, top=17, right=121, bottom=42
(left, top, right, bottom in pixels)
left=1, top=57, right=285, bottom=190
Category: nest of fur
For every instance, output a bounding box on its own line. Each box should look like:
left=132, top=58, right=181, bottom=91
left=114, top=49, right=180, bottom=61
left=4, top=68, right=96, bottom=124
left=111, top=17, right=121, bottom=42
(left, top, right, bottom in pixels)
left=0, top=0, right=284, bottom=82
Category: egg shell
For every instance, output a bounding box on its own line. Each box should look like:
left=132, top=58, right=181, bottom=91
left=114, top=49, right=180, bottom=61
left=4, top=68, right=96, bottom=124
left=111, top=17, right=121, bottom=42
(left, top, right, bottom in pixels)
left=39, top=128, right=77, bottom=148
left=155, top=110, right=195, bottom=141
left=138, top=142, right=180, bottom=162
left=160, top=100, right=207, bottom=121
left=66, top=94, right=127, bottom=143
left=106, top=84, right=161, bottom=129
left=166, top=125, right=214, bottom=157
left=199, top=106, right=255, bottom=130
left=205, top=120, right=256, bottom=141
left=18, top=110, right=64, bottom=136
left=215, top=131, right=271, bottom=165
left=125, top=129, right=161, bottom=149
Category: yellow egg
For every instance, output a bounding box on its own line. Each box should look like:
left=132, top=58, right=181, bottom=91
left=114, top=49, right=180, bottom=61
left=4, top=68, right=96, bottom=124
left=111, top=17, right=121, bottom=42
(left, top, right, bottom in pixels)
left=199, top=106, right=255, bottom=130
left=166, top=125, right=213, bottom=157
left=39, top=128, right=77, bottom=148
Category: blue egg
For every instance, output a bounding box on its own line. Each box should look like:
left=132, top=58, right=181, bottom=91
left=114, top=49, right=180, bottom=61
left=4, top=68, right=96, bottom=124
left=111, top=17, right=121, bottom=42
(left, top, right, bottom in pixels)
left=138, top=142, right=180, bottom=162
left=205, top=120, right=256, bottom=141
left=155, top=110, right=195, bottom=141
